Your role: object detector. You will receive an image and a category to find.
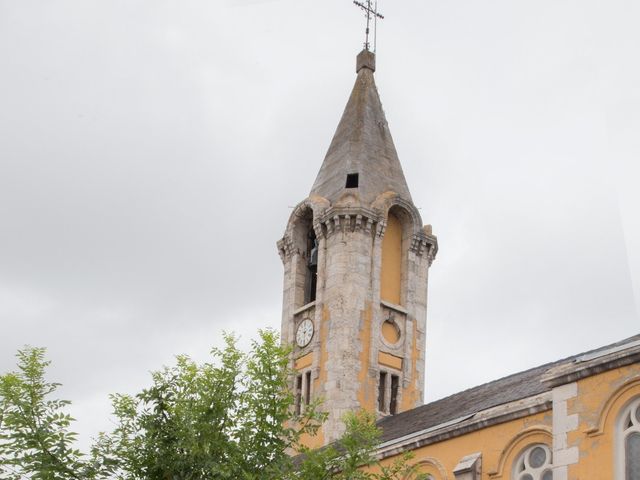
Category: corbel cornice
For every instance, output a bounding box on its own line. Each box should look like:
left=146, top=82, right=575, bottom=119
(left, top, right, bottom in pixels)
left=277, top=234, right=301, bottom=262
left=317, top=206, right=383, bottom=238
left=411, top=231, right=439, bottom=266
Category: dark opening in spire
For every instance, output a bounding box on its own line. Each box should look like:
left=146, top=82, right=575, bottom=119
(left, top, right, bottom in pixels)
left=346, top=173, right=359, bottom=188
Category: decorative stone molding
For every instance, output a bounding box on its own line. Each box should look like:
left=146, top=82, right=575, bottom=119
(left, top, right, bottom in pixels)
left=355, top=214, right=363, bottom=231
left=406, top=458, right=449, bottom=480
left=332, top=215, right=341, bottom=232
left=381, top=300, right=409, bottom=315
left=376, top=220, right=387, bottom=238
left=410, top=234, right=428, bottom=255
left=277, top=235, right=298, bottom=262
left=285, top=200, right=440, bottom=255
left=488, top=427, right=553, bottom=478
left=364, top=216, right=375, bottom=233
left=410, top=231, right=439, bottom=265
left=293, top=301, right=316, bottom=317
left=371, top=192, right=424, bottom=233
left=313, top=206, right=383, bottom=238
left=426, top=245, right=437, bottom=266
left=453, top=452, right=482, bottom=480
left=379, top=304, right=407, bottom=353
left=285, top=196, right=330, bottom=228
left=313, top=221, right=325, bottom=239
left=586, top=376, right=640, bottom=437
left=279, top=197, right=331, bottom=262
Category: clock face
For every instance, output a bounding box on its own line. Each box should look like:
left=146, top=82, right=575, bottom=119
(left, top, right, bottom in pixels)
left=296, top=319, right=314, bottom=348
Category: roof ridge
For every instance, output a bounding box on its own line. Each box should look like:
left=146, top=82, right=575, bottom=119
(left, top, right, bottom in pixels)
left=429, top=332, right=640, bottom=407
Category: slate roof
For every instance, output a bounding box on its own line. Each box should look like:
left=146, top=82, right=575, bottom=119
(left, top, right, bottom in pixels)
left=310, top=50, right=413, bottom=206
left=378, top=334, right=640, bottom=443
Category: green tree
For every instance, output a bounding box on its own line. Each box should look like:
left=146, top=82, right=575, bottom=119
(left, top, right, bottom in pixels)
left=0, top=347, right=87, bottom=480
left=0, top=332, right=425, bottom=480
left=296, top=410, right=427, bottom=480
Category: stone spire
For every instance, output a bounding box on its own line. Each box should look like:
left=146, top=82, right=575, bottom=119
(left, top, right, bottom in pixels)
left=310, top=50, right=412, bottom=206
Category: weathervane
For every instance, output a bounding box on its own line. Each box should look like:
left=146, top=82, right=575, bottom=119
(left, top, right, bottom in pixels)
left=353, top=0, right=384, bottom=52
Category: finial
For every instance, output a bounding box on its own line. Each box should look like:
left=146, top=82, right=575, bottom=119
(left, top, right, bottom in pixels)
left=357, top=49, right=376, bottom=73
left=353, top=0, right=384, bottom=52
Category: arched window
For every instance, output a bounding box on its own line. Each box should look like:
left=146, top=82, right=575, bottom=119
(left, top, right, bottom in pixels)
left=512, top=444, right=553, bottom=480
left=291, top=207, right=318, bottom=307
left=380, top=210, right=403, bottom=305
left=619, top=397, right=640, bottom=480
left=410, top=459, right=446, bottom=480
left=305, top=228, right=318, bottom=304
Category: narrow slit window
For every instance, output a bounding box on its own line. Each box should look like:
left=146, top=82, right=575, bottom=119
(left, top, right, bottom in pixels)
left=304, top=371, right=312, bottom=406
left=378, top=372, right=387, bottom=412
left=305, top=229, right=318, bottom=304
left=390, top=375, right=399, bottom=415
left=346, top=173, right=359, bottom=188
left=295, top=374, right=303, bottom=415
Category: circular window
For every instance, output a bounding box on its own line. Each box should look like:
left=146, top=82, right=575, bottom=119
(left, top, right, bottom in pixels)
left=381, top=320, right=400, bottom=344
left=529, top=446, right=547, bottom=468
left=513, top=444, right=553, bottom=480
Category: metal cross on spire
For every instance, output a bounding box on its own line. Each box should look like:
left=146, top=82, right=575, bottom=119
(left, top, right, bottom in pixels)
left=353, top=0, right=384, bottom=52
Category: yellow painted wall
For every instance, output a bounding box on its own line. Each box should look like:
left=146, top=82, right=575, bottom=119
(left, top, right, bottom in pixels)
left=298, top=307, right=331, bottom=450
left=365, top=364, right=640, bottom=480
left=294, top=352, right=313, bottom=370
left=382, top=321, right=400, bottom=344
left=568, top=363, right=640, bottom=480
left=358, top=303, right=375, bottom=411
left=379, top=351, right=403, bottom=370
left=300, top=304, right=377, bottom=449
left=381, top=213, right=402, bottom=305
left=373, top=411, right=552, bottom=479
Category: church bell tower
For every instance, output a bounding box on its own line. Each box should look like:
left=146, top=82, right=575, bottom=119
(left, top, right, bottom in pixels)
left=277, top=50, right=438, bottom=446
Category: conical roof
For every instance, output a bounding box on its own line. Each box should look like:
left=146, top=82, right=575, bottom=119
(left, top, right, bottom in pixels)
left=310, top=50, right=412, bottom=205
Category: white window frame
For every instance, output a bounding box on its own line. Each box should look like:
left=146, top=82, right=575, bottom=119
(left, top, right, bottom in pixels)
left=511, top=444, right=553, bottom=480
left=616, top=396, right=640, bottom=480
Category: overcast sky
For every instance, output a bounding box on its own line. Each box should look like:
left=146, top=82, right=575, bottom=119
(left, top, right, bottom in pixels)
left=1, top=0, right=639, bottom=449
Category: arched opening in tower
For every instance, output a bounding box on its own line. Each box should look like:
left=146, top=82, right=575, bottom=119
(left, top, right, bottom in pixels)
left=380, top=211, right=403, bottom=305
left=305, top=228, right=318, bottom=304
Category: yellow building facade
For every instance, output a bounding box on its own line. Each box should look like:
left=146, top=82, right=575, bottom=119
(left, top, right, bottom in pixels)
left=278, top=49, right=640, bottom=479
left=373, top=338, right=640, bottom=479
